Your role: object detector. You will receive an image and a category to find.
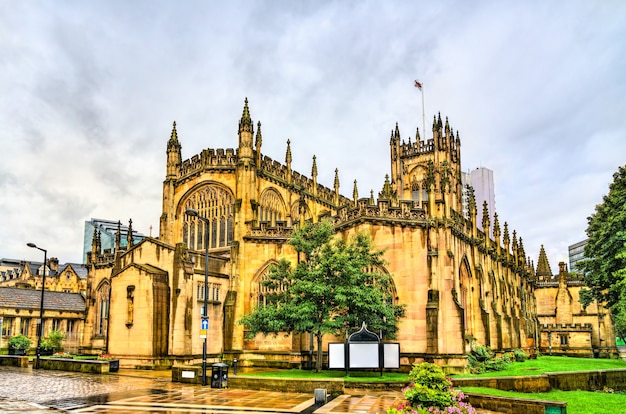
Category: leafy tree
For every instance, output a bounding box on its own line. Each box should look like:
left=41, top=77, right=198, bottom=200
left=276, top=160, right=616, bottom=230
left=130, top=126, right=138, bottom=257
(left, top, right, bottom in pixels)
left=579, top=165, right=626, bottom=338
left=240, top=220, right=405, bottom=372
left=612, top=303, right=626, bottom=342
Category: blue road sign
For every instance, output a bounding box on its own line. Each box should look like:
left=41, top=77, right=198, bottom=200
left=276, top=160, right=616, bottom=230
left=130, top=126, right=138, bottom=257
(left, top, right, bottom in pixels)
left=201, top=318, right=209, bottom=331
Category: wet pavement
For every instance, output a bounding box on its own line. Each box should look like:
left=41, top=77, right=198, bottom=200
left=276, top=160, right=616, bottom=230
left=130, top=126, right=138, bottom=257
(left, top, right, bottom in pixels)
left=0, top=366, right=170, bottom=412
left=0, top=366, right=497, bottom=413
left=0, top=366, right=318, bottom=413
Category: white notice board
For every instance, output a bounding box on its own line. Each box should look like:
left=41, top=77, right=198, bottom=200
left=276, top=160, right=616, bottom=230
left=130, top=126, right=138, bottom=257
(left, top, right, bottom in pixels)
left=328, top=343, right=345, bottom=369
left=349, top=343, right=379, bottom=368
left=383, top=343, right=400, bottom=368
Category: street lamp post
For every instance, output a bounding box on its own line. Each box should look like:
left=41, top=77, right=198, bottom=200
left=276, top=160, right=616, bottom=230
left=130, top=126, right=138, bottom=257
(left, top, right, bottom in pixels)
left=185, top=208, right=209, bottom=386
left=27, top=242, right=47, bottom=369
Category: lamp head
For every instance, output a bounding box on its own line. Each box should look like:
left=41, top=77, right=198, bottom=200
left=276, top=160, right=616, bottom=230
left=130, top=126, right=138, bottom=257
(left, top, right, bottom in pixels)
left=27, top=243, right=46, bottom=253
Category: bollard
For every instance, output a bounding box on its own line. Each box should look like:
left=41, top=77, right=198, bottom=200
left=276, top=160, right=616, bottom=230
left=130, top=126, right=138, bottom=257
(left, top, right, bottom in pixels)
left=314, top=388, right=327, bottom=406
left=233, top=358, right=238, bottom=375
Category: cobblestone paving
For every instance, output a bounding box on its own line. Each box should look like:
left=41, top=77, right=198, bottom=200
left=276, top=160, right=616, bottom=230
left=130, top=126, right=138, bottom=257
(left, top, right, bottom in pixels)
left=0, top=366, right=169, bottom=411
left=0, top=366, right=501, bottom=413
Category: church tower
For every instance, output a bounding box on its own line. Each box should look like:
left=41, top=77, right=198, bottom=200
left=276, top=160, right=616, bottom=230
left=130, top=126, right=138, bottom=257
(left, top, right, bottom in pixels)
left=388, top=113, right=462, bottom=219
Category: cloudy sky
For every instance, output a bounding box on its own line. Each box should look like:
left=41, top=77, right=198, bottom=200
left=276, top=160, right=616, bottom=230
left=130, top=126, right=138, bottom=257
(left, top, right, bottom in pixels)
left=1, top=1, right=625, bottom=269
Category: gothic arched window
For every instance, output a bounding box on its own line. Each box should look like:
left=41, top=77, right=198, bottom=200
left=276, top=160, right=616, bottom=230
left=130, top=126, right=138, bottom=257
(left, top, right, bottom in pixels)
left=291, top=198, right=312, bottom=224
left=251, top=262, right=284, bottom=307
left=259, top=188, right=286, bottom=226
left=95, top=281, right=110, bottom=336
left=182, top=184, right=234, bottom=251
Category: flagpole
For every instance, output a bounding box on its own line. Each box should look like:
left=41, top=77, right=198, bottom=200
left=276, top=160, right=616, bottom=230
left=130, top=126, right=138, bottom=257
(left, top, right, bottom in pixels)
left=415, top=80, right=425, bottom=140
left=421, top=85, right=425, bottom=140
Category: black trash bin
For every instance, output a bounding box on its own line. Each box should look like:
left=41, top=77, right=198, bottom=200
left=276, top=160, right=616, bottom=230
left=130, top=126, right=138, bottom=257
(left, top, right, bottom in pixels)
left=211, top=363, right=229, bottom=388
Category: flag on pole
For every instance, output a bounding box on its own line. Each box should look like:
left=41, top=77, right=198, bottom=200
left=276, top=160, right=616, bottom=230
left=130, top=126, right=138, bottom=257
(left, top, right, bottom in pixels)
left=415, top=80, right=426, bottom=140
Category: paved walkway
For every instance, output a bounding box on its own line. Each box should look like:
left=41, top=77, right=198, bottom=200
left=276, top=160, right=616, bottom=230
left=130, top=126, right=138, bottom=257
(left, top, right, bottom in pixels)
left=0, top=366, right=498, bottom=413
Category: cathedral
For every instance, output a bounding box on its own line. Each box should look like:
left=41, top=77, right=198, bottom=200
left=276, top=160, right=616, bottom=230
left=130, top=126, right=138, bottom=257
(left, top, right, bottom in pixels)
left=82, top=99, right=552, bottom=370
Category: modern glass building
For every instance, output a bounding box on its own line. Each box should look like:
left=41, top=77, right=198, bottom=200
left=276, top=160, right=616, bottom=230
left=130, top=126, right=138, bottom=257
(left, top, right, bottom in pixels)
left=461, top=167, right=495, bottom=236
left=82, top=218, right=145, bottom=263
left=568, top=239, right=588, bottom=273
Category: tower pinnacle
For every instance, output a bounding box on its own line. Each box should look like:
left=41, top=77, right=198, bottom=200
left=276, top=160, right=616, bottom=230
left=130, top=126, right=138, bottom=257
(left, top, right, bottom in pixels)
left=239, top=97, right=253, bottom=134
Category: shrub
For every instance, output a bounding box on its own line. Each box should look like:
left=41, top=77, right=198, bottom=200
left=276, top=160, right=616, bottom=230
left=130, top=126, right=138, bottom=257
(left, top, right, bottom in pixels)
left=513, top=348, right=528, bottom=362
left=469, top=342, right=493, bottom=363
left=483, top=353, right=511, bottom=372
left=467, top=342, right=514, bottom=374
left=408, top=362, right=453, bottom=391
left=403, top=383, right=454, bottom=410
left=388, top=363, right=475, bottom=414
left=8, top=334, right=32, bottom=350
left=53, top=351, right=73, bottom=358
left=41, top=329, right=66, bottom=352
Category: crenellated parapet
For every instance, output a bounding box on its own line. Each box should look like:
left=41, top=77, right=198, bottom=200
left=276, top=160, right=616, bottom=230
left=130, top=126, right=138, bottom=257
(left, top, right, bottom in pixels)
left=535, top=279, right=586, bottom=288
left=179, top=148, right=237, bottom=179
left=401, top=137, right=435, bottom=156
left=399, top=135, right=459, bottom=159
left=258, top=154, right=350, bottom=207
left=244, top=220, right=293, bottom=243
left=541, top=323, right=592, bottom=331
left=333, top=198, right=427, bottom=229
left=449, top=207, right=533, bottom=277
left=88, top=251, right=116, bottom=266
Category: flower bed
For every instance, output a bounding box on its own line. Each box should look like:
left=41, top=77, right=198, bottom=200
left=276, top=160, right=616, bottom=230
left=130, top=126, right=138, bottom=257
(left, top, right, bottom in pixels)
left=53, top=352, right=73, bottom=359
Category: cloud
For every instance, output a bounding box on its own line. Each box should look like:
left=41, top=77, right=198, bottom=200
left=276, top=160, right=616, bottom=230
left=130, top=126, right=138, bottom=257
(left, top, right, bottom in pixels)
left=1, top=0, right=625, bottom=268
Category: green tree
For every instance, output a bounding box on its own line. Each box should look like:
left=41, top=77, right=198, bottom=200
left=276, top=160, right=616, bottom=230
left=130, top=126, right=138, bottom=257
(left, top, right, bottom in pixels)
left=240, top=220, right=405, bottom=372
left=612, top=303, right=626, bottom=342
left=579, top=165, right=626, bottom=338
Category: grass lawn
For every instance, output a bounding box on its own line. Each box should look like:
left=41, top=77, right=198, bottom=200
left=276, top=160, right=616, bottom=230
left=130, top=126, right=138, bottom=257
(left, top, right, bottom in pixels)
left=239, top=368, right=408, bottom=382
left=238, top=356, right=626, bottom=381
left=452, top=355, right=626, bottom=378
left=458, top=386, right=626, bottom=414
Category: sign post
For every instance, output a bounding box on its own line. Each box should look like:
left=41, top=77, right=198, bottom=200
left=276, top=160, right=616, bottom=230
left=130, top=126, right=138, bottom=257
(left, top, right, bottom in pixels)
left=200, top=317, right=209, bottom=339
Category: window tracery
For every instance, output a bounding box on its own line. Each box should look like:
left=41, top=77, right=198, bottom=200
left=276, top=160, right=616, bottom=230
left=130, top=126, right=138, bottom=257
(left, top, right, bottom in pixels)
left=291, top=198, right=312, bottom=224
left=182, top=184, right=234, bottom=250
left=259, top=188, right=286, bottom=225
left=95, top=281, right=110, bottom=336
left=251, top=261, right=283, bottom=307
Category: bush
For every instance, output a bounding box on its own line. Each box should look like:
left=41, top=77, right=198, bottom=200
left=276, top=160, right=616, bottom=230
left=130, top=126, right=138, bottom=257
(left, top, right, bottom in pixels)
left=408, top=362, right=453, bottom=391
left=467, top=342, right=514, bottom=374
left=513, top=348, right=528, bottom=362
left=468, top=342, right=493, bottom=363
left=41, top=329, right=65, bottom=352
left=388, top=363, right=475, bottom=414
left=403, top=384, right=454, bottom=410
left=8, top=334, right=32, bottom=350
left=483, top=353, right=511, bottom=372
